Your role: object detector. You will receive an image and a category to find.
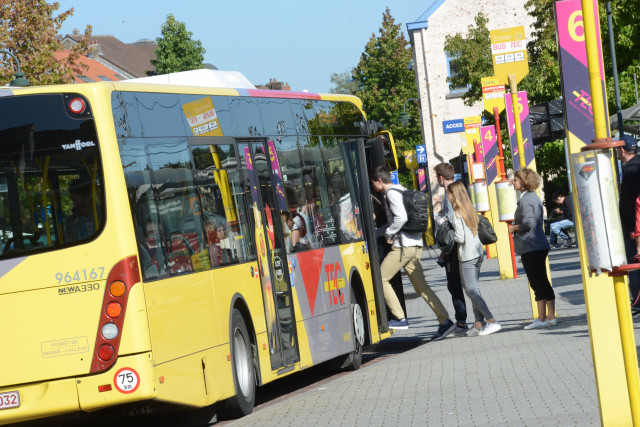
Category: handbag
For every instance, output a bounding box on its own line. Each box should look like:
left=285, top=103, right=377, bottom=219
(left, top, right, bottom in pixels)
left=477, top=214, right=497, bottom=245
left=435, top=217, right=455, bottom=255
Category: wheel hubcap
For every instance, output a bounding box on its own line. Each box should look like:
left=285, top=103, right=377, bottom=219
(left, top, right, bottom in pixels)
left=233, top=327, right=251, bottom=396
left=352, top=303, right=365, bottom=346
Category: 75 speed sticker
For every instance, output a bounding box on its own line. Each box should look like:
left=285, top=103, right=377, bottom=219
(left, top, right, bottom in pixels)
left=113, top=367, right=140, bottom=394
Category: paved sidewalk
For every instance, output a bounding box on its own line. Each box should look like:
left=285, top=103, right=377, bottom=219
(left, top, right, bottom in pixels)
left=229, top=246, right=638, bottom=426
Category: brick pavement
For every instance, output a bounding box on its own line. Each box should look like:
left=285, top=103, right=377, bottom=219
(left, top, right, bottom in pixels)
left=229, top=246, right=638, bottom=426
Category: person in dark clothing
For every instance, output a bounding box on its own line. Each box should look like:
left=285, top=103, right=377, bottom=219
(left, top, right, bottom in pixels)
left=434, top=162, right=468, bottom=334
left=618, top=134, right=640, bottom=312
left=549, top=190, right=575, bottom=248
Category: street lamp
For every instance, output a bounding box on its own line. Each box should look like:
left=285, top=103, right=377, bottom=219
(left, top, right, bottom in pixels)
left=399, top=98, right=419, bottom=127
left=0, top=50, right=30, bottom=87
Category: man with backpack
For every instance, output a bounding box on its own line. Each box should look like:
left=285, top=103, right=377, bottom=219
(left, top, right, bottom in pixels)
left=370, top=166, right=456, bottom=340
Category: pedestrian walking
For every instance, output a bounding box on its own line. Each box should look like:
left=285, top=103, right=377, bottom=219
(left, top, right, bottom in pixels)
left=369, top=165, right=456, bottom=340
left=549, top=190, right=574, bottom=248
left=434, top=163, right=468, bottom=334
left=617, top=134, right=640, bottom=312
left=508, top=168, right=556, bottom=329
left=447, top=181, right=502, bottom=336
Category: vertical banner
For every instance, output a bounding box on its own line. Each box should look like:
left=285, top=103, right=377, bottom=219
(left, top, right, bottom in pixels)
left=481, top=125, right=499, bottom=185
left=267, top=140, right=288, bottom=212
left=505, top=91, right=535, bottom=169
left=417, top=169, right=427, bottom=192
left=554, top=0, right=609, bottom=145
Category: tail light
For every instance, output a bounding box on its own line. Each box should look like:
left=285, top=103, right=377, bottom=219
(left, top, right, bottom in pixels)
left=90, top=256, right=140, bottom=373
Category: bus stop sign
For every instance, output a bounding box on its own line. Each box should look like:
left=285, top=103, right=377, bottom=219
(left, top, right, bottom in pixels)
left=490, top=26, right=529, bottom=85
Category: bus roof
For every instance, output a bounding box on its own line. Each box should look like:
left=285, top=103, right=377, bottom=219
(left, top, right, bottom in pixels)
left=1, top=70, right=363, bottom=109
left=119, top=69, right=257, bottom=89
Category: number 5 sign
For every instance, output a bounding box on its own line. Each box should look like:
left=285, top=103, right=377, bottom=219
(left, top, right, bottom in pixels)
left=114, top=367, right=140, bottom=394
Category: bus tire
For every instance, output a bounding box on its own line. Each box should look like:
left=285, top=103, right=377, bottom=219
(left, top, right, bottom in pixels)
left=329, top=287, right=364, bottom=372
left=347, top=287, right=364, bottom=371
left=219, top=308, right=256, bottom=419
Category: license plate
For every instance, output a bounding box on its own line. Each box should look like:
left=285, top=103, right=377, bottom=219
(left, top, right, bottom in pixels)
left=0, top=391, right=20, bottom=410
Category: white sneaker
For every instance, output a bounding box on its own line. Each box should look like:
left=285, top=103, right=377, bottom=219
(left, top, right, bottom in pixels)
left=548, top=318, right=558, bottom=326
left=524, top=318, right=549, bottom=330
left=479, top=321, right=502, bottom=336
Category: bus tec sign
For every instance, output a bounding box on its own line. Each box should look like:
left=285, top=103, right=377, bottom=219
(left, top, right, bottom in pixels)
left=490, top=26, right=529, bottom=85
left=443, top=118, right=464, bottom=134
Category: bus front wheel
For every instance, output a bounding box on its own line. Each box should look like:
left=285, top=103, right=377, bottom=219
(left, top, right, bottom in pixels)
left=219, top=308, right=256, bottom=419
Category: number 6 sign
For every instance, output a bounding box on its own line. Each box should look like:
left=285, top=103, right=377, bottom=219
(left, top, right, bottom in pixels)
left=113, top=367, right=140, bottom=394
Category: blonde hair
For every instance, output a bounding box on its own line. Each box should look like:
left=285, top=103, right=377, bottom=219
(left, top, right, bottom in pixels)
left=447, top=181, right=478, bottom=235
left=514, top=168, right=541, bottom=192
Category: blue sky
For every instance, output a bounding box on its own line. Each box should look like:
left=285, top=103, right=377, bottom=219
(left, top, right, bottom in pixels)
left=54, top=0, right=437, bottom=93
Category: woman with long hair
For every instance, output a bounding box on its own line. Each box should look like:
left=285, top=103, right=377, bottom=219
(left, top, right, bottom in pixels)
left=508, top=168, right=556, bottom=329
left=447, top=181, right=502, bottom=336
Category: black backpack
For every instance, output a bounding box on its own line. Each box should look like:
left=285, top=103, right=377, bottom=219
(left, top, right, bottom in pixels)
left=388, top=188, right=430, bottom=233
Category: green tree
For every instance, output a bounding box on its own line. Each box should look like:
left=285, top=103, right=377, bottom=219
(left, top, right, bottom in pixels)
left=601, top=0, right=640, bottom=110
left=148, top=14, right=205, bottom=75
left=329, top=71, right=359, bottom=95
left=533, top=140, right=567, bottom=209
left=351, top=8, right=419, bottom=185
left=443, top=14, right=493, bottom=107
left=444, top=1, right=640, bottom=109
left=0, top=1, right=91, bottom=86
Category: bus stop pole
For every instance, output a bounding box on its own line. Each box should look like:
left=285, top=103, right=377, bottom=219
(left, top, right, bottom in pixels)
left=581, top=0, right=640, bottom=423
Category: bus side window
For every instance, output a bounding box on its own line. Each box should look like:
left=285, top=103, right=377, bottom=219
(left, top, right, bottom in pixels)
left=322, top=139, right=363, bottom=244
left=191, top=144, right=253, bottom=267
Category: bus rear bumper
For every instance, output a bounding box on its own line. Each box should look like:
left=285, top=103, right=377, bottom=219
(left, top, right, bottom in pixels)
left=0, top=352, right=157, bottom=425
left=0, top=378, right=79, bottom=425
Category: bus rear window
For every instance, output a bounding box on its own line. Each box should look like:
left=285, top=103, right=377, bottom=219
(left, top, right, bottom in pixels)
left=0, top=93, right=104, bottom=258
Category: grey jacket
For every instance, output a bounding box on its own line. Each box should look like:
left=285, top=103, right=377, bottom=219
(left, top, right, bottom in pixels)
left=513, top=191, right=551, bottom=254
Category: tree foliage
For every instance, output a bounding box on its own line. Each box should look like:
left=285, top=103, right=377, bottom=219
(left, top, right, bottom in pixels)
left=329, top=71, right=359, bottom=95
left=351, top=8, right=420, bottom=185
left=149, top=14, right=205, bottom=76
left=0, top=1, right=91, bottom=86
left=444, top=1, right=640, bottom=111
left=352, top=8, right=419, bottom=150
left=443, top=14, right=493, bottom=107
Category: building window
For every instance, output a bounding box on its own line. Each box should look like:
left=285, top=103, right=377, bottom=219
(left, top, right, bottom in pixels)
left=445, top=52, right=469, bottom=94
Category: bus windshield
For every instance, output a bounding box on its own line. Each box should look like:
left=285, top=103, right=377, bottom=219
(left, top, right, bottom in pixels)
left=0, top=93, right=104, bottom=258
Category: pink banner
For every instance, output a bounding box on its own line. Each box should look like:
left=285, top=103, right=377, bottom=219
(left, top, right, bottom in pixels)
left=481, top=125, right=499, bottom=185
left=555, top=0, right=610, bottom=143
left=418, top=169, right=427, bottom=192
left=505, top=91, right=535, bottom=169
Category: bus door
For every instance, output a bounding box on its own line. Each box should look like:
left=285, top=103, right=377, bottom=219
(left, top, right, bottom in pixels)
left=342, top=138, right=389, bottom=332
left=241, top=140, right=298, bottom=370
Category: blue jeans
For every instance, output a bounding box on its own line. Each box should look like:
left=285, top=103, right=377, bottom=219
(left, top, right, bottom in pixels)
left=459, top=256, right=494, bottom=323
left=624, top=239, right=640, bottom=308
left=550, top=219, right=573, bottom=244
left=445, top=248, right=467, bottom=324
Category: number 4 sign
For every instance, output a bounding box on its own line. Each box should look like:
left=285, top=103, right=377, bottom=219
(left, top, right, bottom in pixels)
left=114, top=367, right=140, bottom=394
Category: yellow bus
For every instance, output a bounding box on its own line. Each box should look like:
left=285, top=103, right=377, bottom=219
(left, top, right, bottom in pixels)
left=0, top=70, right=399, bottom=424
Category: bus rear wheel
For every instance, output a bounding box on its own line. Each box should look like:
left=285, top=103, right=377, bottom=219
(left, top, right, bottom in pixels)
left=329, top=287, right=364, bottom=371
left=219, top=308, right=256, bottom=419
left=347, top=287, right=364, bottom=370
